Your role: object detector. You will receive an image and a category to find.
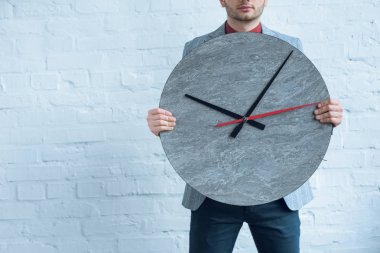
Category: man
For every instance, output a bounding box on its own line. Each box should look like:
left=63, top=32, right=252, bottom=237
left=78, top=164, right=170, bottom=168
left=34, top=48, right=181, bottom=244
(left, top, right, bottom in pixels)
left=147, top=0, right=343, bottom=252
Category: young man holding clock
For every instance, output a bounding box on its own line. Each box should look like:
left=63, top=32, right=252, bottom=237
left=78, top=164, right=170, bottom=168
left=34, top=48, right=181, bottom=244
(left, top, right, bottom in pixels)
left=147, top=0, right=343, bottom=252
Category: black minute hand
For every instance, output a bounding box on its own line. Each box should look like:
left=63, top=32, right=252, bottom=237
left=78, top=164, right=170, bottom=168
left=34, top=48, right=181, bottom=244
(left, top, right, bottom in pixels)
left=230, top=50, right=294, bottom=138
left=184, top=94, right=265, bottom=130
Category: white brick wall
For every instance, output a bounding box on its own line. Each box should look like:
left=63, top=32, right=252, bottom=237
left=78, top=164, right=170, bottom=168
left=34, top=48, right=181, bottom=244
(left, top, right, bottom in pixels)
left=0, top=0, right=379, bottom=252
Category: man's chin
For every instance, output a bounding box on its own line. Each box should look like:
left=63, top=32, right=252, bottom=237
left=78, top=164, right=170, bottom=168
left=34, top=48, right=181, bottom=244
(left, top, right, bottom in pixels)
left=235, top=15, right=259, bottom=22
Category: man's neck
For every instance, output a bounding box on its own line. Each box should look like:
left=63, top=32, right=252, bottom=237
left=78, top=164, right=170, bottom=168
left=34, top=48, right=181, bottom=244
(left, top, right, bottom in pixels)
left=226, top=17, right=261, bottom=32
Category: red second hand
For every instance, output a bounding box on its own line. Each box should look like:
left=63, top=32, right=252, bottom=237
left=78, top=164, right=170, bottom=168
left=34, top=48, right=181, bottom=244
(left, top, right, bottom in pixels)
left=215, top=102, right=320, bottom=127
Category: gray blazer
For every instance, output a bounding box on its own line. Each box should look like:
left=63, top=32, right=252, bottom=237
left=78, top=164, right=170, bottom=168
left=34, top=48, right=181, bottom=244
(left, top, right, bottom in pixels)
left=180, top=23, right=314, bottom=211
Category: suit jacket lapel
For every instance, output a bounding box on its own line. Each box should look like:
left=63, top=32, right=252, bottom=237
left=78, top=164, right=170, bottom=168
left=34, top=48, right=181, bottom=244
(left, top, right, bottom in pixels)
left=206, top=24, right=226, bottom=41
left=261, top=24, right=277, bottom=37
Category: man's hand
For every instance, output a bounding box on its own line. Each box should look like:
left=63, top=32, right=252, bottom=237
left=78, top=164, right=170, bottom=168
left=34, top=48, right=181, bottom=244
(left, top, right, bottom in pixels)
left=314, top=99, right=343, bottom=127
left=147, top=108, right=176, bottom=136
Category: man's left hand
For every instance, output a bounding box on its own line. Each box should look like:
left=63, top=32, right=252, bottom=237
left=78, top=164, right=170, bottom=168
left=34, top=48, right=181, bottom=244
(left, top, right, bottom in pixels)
left=314, top=99, right=343, bottom=127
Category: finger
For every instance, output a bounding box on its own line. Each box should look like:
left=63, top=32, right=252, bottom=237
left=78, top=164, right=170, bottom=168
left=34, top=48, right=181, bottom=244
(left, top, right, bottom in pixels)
left=319, top=117, right=342, bottom=126
left=148, top=108, right=173, bottom=116
left=315, top=111, right=342, bottom=120
left=148, top=114, right=176, bottom=122
left=318, top=98, right=340, bottom=106
left=314, top=104, right=343, bottom=115
left=153, top=126, right=174, bottom=135
left=152, top=120, right=176, bottom=127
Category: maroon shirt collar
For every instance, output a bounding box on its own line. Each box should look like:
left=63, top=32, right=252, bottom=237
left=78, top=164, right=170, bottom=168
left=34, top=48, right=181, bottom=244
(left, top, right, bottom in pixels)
left=225, top=21, right=262, bottom=34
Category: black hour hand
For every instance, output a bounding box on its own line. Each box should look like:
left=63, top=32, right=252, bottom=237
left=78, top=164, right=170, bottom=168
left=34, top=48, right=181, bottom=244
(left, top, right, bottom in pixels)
left=184, top=94, right=265, bottom=130
left=230, top=50, right=294, bottom=138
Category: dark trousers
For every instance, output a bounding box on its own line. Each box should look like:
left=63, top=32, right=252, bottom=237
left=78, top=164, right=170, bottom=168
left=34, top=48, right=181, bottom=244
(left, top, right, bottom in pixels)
left=189, top=197, right=300, bottom=253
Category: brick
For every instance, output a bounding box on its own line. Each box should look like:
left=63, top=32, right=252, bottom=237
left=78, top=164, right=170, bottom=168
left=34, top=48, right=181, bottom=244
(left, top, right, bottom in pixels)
left=7, top=56, right=42, bottom=73
left=339, top=95, right=380, bottom=113
left=306, top=43, right=345, bottom=60
left=135, top=1, right=150, bottom=13
left=0, top=94, right=35, bottom=109
left=7, top=127, right=43, bottom=145
left=61, top=70, right=89, bottom=88
left=17, top=183, right=45, bottom=200
left=26, top=220, right=81, bottom=237
left=140, top=216, right=189, bottom=233
left=153, top=196, right=188, bottom=216
left=322, top=150, right=365, bottom=169
left=0, top=2, right=13, bottom=19
left=106, top=179, right=137, bottom=196
left=299, top=210, right=316, bottom=227
left=0, top=223, right=23, bottom=239
left=67, top=164, right=121, bottom=180
left=55, top=240, right=88, bottom=253
left=171, top=1, right=191, bottom=11
left=84, top=141, right=159, bottom=160
left=46, top=36, right=73, bottom=52
left=82, top=217, right=138, bottom=236
left=104, top=123, right=147, bottom=141
left=7, top=243, right=57, bottom=253
left=351, top=171, right=380, bottom=187
left=142, top=50, right=168, bottom=67
left=348, top=114, right=380, bottom=131
left=47, top=53, right=103, bottom=70
left=7, top=165, right=66, bottom=181
left=0, top=20, right=44, bottom=35
left=16, top=36, right=46, bottom=58
left=41, top=145, right=86, bottom=162
left=31, top=73, right=59, bottom=90
left=369, top=151, right=380, bottom=167
left=121, top=161, right=168, bottom=176
left=135, top=33, right=165, bottom=49
left=47, top=182, right=75, bottom=199
left=98, top=197, right=155, bottom=215
left=14, top=2, right=72, bottom=17
left=101, top=50, right=143, bottom=69
left=0, top=202, right=37, bottom=220
left=0, top=39, right=14, bottom=56
left=77, top=108, right=113, bottom=123
left=86, top=239, right=118, bottom=253
left=17, top=108, right=77, bottom=127
left=43, top=127, right=105, bottom=144
left=118, top=236, right=177, bottom=253
left=150, top=0, right=171, bottom=12
left=90, top=71, right=122, bottom=89
left=0, top=184, right=14, bottom=200
left=315, top=169, right=350, bottom=188
left=105, top=15, right=147, bottom=33
left=77, top=181, right=104, bottom=198
left=343, top=132, right=379, bottom=149
left=76, top=35, right=136, bottom=51
left=0, top=111, right=18, bottom=128
left=75, top=0, right=120, bottom=13
left=46, top=17, right=104, bottom=37
left=38, top=200, right=98, bottom=218
left=1, top=73, right=30, bottom=93
left=0, top=148, right=37, bottom=164
left=136, top=176, right=184, bottom=195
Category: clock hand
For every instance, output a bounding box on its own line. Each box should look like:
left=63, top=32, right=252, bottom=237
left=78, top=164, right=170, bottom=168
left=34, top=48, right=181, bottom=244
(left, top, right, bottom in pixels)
left=230, top=50, right=294, bottom=138
left=184, top=94, right=265, bottom=130
left=215, top=102, right=320, bottom=127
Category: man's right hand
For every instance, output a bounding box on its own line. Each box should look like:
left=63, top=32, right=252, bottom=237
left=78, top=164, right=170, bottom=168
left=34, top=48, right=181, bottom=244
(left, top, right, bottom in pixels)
left=146, top=108, right=176, bottom=136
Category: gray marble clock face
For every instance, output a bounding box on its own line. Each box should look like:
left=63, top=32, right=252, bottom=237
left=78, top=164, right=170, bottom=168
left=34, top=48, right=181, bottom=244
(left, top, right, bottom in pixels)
left=159, top=32, right=332, bottom=206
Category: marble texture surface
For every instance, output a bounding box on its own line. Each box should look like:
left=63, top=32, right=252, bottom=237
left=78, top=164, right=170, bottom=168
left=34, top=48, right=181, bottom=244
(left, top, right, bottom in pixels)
left=159, top=33, right=332, bottom=206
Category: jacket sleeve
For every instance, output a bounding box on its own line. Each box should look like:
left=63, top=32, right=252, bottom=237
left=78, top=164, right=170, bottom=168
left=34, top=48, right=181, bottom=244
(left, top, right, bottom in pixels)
left=296, top=38, right=304, bottom=53
left=182, top=41, right=190, bottom=58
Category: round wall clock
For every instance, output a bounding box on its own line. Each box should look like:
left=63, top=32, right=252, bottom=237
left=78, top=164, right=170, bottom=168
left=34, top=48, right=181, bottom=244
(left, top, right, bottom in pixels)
left=159, top=32, right=332, bottom=206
